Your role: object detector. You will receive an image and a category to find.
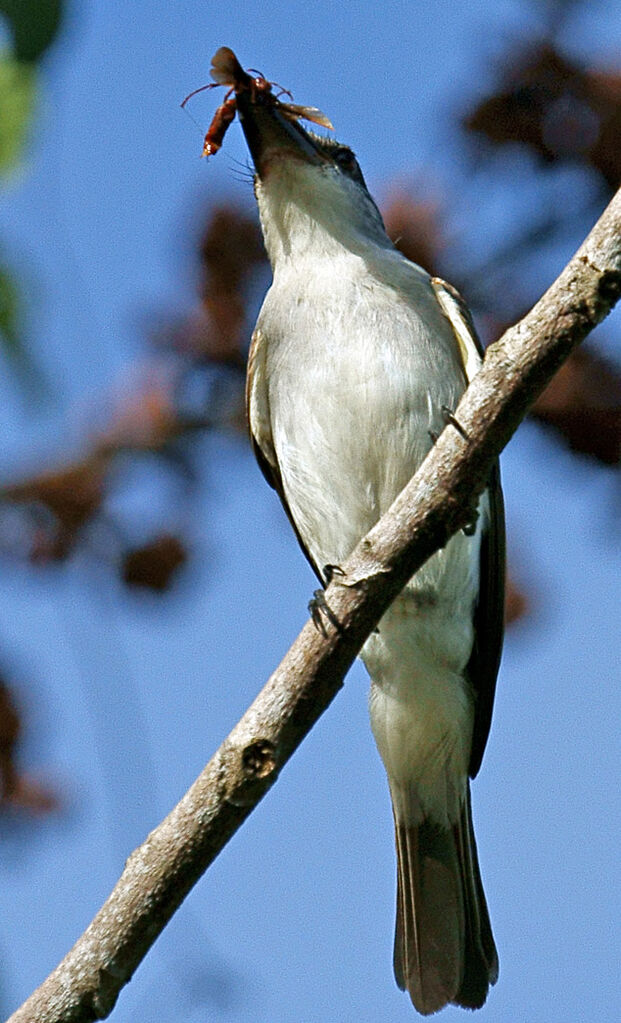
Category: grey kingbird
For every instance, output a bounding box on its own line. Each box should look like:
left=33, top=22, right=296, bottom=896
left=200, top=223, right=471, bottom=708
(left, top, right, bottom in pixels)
left=236, top=82, right=505, bottom=1015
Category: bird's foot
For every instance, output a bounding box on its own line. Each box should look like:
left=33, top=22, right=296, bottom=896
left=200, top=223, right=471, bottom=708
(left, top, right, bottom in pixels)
left=308, top=589, right=342, bottom=636
left=308, top=565, right=345, bottom=636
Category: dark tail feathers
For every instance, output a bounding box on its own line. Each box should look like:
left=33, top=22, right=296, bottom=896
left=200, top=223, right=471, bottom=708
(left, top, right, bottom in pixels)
left=393, top=785, right=498, bottom=1015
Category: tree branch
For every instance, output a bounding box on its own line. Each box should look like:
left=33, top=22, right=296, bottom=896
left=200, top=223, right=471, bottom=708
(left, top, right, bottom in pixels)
left=9, top=188, right=621, bottom=1023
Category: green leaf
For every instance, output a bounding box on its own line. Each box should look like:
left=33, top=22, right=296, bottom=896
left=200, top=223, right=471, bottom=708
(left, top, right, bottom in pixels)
left=0, top=1, right=64, bottom=63
left=0, top=262, right=23, bottom=356
left=0, top=51, right=36, bottom=174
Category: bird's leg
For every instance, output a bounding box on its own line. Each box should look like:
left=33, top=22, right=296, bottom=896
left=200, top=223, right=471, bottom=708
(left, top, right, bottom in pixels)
left=432, top=409, right=476, bottom=534
left=435, top=407, right=478, bottom=536
left=441, top=404, right=470, bottom=440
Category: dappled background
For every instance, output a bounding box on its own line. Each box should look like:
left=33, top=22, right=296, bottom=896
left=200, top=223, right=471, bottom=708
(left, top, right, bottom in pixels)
left=0, top=1, right=619, bottom=1021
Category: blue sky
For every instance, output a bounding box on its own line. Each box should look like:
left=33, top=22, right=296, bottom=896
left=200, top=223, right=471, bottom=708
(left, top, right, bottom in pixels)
left=0, top=2, right=619, bottom=1022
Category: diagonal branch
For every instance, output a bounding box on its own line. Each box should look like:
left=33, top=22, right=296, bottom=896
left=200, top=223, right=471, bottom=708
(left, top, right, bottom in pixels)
left=8, top=188, right=621, bottom=1023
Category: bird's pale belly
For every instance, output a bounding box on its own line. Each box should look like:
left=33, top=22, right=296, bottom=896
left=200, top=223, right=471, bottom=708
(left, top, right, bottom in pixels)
left=363, top=563, right=477, bottom=826
left=270, top=348, right=482, bottom=825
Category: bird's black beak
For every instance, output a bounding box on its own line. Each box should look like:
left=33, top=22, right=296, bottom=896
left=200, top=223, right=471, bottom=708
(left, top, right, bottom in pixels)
left=236, top=90, right=324, bottom=178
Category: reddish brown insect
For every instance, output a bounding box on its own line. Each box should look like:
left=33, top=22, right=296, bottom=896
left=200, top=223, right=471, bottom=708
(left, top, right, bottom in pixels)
left=201, top=96, right=237, bottom=157
left=182, top=47, right=333, bottom=158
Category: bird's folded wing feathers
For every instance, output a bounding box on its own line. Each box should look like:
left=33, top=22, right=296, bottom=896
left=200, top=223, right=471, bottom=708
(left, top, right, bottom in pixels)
left=431, top=276, right=506, bottom=777
left=246, top=326, right=325, bottom=582
left=431, top=276, right=485, bottom=381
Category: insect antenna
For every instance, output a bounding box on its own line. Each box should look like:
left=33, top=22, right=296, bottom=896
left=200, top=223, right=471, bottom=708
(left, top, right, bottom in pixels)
left=181, top=82, right=218, bottom=109
left=180, top=104, right=207, bottom=139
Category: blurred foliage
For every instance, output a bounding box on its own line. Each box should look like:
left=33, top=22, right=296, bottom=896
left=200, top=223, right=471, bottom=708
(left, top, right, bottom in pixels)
left=0, top=260, right=20, bottom=353
left=0, top=206, right=268, bottom=583
left=154, top=206, right=265, bottom=371
left=4, top=454, right=110, bottom=562
left=464, top=42, right=621, bottom=191
left=0, top=0, right=64, bottom=382
left=0, top=3, right=66, bottom=825
left=531, top=348, right=621, bottom=464
left=0, top=256, right=44, bottom=389
left=0, top=0, right=64, bottom=63
left=0, top=51, right=36, bottom=173
left=0, top=678, right=59, bottom=814
left=382, top=189, right=445, bottom=277
left=0, top=0, right=64, bottom=172
left=457, top=32, right=621, bottom=464
left=122, top=534, right=188, bottom=592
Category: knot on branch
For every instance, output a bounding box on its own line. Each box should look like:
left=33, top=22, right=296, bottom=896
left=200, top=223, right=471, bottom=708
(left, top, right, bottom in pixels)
left=241, top=739, right=277, bottom=780
left=91, top=965, right=124, bottom=1017
left=219, top=737, right=279, bottom=807
left=597, top=267, right=621, bottom=305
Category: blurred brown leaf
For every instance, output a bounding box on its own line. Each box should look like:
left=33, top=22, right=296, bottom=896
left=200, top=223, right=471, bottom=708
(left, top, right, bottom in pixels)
left=0, top=374, right=204, bottom=566
left=122, top=533, right=187, bottom=592
left=505, top=576, right=529, bottom=626
left=201, top=295, right=248, bottom=368
left=1, top=455, right=109, bottom=560
left=0, top=680, right=59, bottom=815
left=97, top=379, right=180, bottom=452
left=382, top=191, right=445, bottom=276
left=531, top=347, right=621, bottom=464
left=463, top=42, right=621, bottom=189
left=152, top=205, right=266, bottom=373
left=2, top=772, right=60, bottom=814
left=0, top=680, right=21, bottom=797
left=583, top=69, right=621, bottom=190
left=199, top=206, right=265, bottom=294
left=195, top=205, right=266, bottom=366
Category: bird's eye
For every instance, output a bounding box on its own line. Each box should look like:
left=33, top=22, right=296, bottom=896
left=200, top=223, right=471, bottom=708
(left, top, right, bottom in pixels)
left=333, top=147, right=357, bottom=173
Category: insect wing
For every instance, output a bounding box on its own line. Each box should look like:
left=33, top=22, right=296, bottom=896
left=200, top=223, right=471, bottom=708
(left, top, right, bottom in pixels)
left=210, top=46, right=244, bottom=86
left=279, top=102, right=334, bottom=130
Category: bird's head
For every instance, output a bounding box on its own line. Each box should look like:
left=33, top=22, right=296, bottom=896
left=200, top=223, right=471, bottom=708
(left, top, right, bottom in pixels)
left=236, top=89, right=389, bottom=266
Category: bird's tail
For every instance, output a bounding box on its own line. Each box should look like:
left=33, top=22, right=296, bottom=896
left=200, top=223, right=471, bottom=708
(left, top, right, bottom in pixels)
left=392, top=784, right=498, bottom=1015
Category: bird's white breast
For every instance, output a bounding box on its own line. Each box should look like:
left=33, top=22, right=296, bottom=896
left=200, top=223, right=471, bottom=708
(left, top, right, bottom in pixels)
left=257, top=249, right=465, bottom=562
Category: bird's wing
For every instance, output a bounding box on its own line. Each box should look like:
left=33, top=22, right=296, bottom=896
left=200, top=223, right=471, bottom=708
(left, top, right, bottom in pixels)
left=431, top=277, right=506, bottom=778
left=430, top=276, right=485, bottom=371
left=245, top=327, right=279, bottom=490
left=246, top=327, right=325, bottom=583
left=469, top=463, right=505, bottom=776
